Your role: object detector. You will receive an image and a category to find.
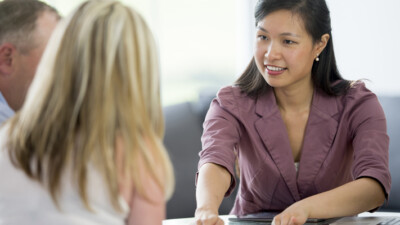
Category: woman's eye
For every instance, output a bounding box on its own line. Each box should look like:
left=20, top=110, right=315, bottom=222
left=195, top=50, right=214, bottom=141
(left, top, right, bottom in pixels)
left=284, top=40, right=295, bottom=44
left=258, top=35, right=267, bottom=40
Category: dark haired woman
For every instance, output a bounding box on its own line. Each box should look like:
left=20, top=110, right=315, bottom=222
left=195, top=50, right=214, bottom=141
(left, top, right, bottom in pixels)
left=194, top=0, right=390, bottom=225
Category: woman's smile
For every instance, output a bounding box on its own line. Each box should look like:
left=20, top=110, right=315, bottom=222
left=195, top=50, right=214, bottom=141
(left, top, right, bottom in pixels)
left=265, top=64, right=288, bottom=76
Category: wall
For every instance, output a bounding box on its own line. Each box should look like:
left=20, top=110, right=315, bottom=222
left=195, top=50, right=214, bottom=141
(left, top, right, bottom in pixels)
left=327, top=0, right=400, bottom=96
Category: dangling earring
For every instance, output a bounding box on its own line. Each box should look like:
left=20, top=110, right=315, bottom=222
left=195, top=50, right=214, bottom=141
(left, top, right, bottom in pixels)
left=315, top=55, right=320, bottom=62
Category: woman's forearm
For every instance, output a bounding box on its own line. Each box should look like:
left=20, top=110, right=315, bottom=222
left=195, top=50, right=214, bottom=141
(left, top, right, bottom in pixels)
left=305, top=177, right=385, bottom=218
left=196, top=163, right=231, bottom=212
left=195, top=163, right=231, bottom=224
left=274, top=177, right=386, bottom=225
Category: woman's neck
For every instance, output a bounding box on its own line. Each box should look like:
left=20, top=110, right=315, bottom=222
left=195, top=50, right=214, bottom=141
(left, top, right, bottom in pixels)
left=274, top=81, right=314, bottom=114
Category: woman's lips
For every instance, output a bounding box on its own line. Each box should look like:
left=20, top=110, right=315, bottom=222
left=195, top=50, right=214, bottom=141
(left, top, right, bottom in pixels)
left=265, top=65, right=287, bottom=76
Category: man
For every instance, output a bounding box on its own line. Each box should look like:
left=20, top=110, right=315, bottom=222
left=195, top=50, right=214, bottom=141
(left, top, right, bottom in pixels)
left=0, top=0, right=60, bottom=124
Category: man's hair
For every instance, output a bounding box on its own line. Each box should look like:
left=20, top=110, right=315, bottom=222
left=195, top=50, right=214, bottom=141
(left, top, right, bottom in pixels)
left=0, top=0, right=60, bottom=53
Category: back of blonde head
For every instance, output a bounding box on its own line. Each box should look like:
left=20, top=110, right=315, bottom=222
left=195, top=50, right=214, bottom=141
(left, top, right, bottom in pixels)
left=7, top=0, right=174, bottom=211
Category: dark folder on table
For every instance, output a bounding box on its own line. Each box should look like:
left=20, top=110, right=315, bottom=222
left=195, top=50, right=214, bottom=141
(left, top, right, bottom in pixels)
left=228, top=211, right=400, bottom=225
left=228, top=211, right=327, bottom=224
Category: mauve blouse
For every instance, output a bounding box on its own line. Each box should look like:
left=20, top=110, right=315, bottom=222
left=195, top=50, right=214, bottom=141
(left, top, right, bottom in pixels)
left=197, top=82, right=391, bottom=216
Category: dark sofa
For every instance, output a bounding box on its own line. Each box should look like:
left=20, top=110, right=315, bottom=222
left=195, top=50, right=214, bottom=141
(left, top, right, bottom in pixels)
left=378, top=97, right=400, bottom=211
left=163, top=93, right=400, bottom=219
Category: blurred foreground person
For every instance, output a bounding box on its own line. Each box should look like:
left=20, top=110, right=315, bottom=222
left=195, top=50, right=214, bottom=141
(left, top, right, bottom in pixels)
left=0, top=1, right=174, bottom=224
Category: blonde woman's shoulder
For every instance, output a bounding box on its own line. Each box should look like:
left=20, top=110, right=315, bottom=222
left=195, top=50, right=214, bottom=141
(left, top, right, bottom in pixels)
left=0, top=122, right=11, bottom=152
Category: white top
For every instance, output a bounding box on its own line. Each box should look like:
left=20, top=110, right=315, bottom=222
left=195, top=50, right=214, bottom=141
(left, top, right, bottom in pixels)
left=0, top=124, right=129, bottom=225
left=0, top=92, right=14, bottom=125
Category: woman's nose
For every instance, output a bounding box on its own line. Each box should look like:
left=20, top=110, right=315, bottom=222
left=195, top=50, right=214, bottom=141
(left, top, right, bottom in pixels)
left=264, top=43, right=281, bottom=61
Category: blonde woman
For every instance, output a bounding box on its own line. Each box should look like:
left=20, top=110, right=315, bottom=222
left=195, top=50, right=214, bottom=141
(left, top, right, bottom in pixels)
left=0, top=0, right=174, bottom=224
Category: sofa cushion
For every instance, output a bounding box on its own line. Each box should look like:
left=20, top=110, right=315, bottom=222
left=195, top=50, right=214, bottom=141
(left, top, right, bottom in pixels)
left=378, top=96, right=400, bottom=211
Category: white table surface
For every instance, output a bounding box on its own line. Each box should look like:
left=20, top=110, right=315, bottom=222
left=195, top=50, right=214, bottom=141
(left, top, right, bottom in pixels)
left=358, top=212, right=400, bottom=217
left=163, top=215, right=233, bottom=225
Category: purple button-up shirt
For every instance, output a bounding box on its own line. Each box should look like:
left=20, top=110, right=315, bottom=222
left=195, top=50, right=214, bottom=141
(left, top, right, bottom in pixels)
left=198, top=82, right=390, bottom=216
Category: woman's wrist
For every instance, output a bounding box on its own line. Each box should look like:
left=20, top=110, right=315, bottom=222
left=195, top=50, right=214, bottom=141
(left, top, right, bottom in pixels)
left=296, top=197, right=314, bottom=218
left=195, top=205, right=219, bottom=214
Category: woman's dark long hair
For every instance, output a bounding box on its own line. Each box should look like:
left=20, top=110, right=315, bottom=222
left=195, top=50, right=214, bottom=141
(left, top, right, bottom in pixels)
left=235, top=0, right=351, bottom=97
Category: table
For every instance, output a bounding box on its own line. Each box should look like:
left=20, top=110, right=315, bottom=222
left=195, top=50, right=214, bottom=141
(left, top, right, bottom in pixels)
left=163, top=212, right=400, bottom=225
left=163, top=215, right=233, bottom=225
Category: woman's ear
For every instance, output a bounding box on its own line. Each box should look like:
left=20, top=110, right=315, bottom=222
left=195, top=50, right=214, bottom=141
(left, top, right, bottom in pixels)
left=315, top=33, right=330, bottom=55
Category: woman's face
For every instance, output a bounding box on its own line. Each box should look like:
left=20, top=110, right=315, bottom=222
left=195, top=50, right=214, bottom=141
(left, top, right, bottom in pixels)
left=254, top=10, right=323, bottom=90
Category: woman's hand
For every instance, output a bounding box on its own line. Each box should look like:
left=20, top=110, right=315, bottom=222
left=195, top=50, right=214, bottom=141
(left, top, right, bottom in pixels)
left=272, top=201, right=311, bottom=225
left=194, top=207, right=224, bottom=225
left=273, top=177, right=386, bottom=225
left=194, top=163, right=231, bottom=225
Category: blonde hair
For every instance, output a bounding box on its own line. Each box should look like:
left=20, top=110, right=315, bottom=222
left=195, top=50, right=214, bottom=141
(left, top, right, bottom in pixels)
left=7, top=0, right=174, bottom=211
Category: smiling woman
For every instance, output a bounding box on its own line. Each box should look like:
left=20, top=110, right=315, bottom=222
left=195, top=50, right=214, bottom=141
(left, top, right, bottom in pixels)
left=194, top=0, right=390, bottom=225
left=253, top=10, right=329, bottom=93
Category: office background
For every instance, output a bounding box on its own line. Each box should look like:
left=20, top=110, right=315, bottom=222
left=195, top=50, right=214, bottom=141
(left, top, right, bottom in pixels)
left=42, top=0, right=400, bottom=105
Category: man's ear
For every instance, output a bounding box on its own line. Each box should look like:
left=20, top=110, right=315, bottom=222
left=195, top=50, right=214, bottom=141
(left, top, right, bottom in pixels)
left=0, top=43, right=16, bottom=76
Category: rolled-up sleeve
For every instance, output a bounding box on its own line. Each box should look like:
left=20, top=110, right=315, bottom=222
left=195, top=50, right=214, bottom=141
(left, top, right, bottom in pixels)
left=349, top=83, right=391, bottom=198
left=196, top=87, right=241, bottom=196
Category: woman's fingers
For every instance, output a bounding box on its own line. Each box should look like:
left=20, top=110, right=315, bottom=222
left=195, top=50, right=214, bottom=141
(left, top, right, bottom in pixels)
left=274, top=214, right=290, bottom=225
left=194, top=215, right=224, bottom=225
left=289, top=216, right=297, bottom=225
left=274, top=213, right=305, bottom=225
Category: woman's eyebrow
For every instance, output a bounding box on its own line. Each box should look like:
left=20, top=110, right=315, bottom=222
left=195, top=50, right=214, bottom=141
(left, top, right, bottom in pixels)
left=280, top=32, right=301, bottom=38
left=256, top=26, right=301, bottom=38
left=256, top=26, right=268, bottom=32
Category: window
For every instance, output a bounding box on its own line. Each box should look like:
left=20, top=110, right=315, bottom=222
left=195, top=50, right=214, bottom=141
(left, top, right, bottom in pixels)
left=44, top=0, right=239, bottom=105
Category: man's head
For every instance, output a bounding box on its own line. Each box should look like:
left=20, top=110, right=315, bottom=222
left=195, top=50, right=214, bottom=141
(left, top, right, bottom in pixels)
left=0, top=0, right=60, bottom=111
